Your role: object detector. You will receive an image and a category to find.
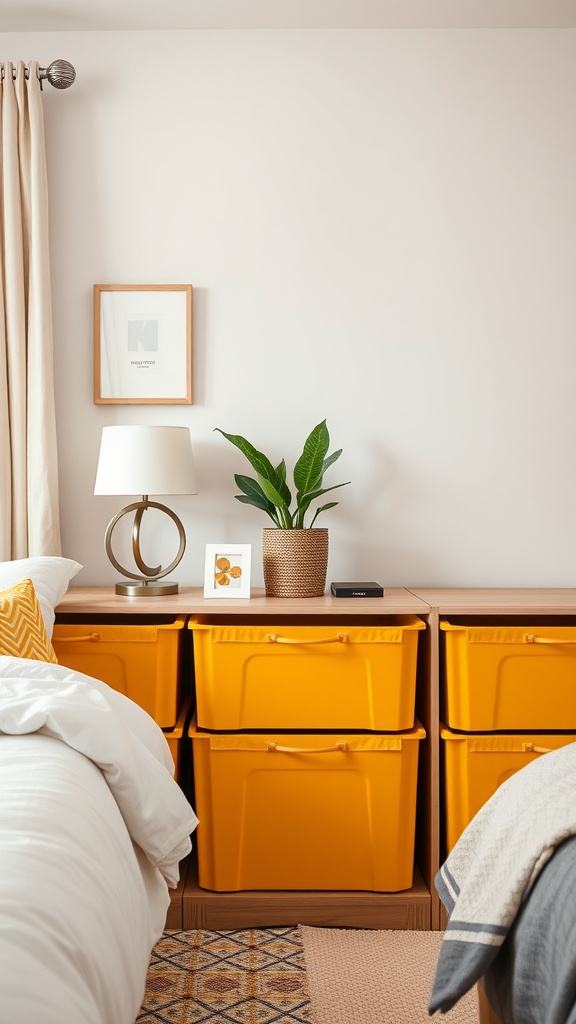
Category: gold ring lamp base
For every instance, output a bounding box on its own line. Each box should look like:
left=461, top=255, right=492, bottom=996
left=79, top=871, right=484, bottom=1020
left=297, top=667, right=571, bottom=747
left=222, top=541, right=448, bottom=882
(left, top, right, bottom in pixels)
left=114, top=581, right=180, bottom=597
left=104, top=498, right=186, bottom=597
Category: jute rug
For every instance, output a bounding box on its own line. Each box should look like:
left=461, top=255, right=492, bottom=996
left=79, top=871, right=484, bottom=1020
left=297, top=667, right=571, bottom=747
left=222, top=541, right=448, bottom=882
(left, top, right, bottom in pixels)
left=136, top=927, right=311, bottom=1023
left=137, top=926, right=479, bottom=1023
left=300, top=926, right=479, bottom=1024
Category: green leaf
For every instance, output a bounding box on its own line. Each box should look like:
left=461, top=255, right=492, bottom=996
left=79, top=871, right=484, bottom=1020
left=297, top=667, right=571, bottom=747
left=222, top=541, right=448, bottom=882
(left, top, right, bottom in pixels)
left=262, top=466, right=292, bottom=509
left=234, top=474, right=277, bottom=516
left=322, top=448, right=342, bottom=474
left=293, top=480, right=351, bottom=528
left=310, top=501, right=339, bottom=528
left=293, top=419, right=330, bottom=496
left=235, top=494, right=282, bottom=527
left=214, top=428, right=279, bottom=484
left=257, top=474, right=292, bottom=528
left=215, top=427, right=291, bottom=509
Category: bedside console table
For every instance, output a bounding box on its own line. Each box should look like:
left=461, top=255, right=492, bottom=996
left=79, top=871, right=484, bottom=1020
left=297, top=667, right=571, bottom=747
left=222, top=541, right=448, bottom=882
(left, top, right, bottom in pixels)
left=56, top=585, right=576, bottom=930
left=56, top=586, right=433, bottom=930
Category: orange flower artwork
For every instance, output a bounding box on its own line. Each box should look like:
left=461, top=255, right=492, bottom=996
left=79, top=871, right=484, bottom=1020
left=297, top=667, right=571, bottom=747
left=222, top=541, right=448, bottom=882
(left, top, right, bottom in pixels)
left=204, top=544, right=251, bottom=599
left=214, top=556, right=242, bottom=587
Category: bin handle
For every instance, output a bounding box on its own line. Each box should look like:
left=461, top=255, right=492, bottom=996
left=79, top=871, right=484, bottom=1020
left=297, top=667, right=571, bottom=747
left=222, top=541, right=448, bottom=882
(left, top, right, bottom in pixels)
left=523, top=634, right=576, bottom=645
left=54, top=633, right=102, bottom=643
left=522, top=743, right=553, bottom=754
left=265, top=632, right=349, bottom=645
left=266, top=741, right=349, bottom=754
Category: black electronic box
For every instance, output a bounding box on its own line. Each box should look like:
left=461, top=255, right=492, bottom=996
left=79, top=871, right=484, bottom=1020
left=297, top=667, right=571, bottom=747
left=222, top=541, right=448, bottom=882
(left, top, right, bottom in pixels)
left=331, top=581, right=384, bottom=598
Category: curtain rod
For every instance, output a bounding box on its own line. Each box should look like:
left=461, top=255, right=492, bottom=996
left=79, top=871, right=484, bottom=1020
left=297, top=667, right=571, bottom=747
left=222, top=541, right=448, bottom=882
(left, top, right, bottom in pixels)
left=0, top=60, right=76, bottom=90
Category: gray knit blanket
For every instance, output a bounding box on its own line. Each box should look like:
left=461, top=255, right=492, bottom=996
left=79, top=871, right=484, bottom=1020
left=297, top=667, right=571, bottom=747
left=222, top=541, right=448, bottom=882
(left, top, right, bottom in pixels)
left=429, top=740, right=576, bottom=1016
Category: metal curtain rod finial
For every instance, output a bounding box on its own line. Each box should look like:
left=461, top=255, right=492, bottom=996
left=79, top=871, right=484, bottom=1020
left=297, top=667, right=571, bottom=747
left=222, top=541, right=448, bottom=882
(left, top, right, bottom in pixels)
left=1, top=59, right=76, bottom=89
left=39, top=59, right=76, bottom=90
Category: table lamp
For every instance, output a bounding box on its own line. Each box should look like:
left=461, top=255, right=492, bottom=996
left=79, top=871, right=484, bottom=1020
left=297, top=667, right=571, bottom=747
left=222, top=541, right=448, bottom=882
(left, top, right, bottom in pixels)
left=94, top=424, right=197, bottom=596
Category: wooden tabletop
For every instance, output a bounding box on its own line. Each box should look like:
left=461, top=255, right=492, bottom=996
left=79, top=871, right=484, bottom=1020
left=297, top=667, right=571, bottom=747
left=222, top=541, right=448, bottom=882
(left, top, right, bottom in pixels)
left=407, top=587, right=576, bottom=615
left=57, top=585, right=576, bottom=617
left=56, top=585, right=430, bottom=616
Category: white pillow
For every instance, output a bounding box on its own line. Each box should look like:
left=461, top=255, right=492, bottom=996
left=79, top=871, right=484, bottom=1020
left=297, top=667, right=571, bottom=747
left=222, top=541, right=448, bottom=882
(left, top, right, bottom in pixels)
left=0, top=557, right=82, bottom=639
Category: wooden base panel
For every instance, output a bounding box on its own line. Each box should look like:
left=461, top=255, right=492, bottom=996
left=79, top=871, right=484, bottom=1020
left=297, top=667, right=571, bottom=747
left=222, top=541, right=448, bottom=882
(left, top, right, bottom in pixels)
left=175, top=856, right=430, bottom=930
left=165, top=855, right=191, bottom=929
left=477, top=981, right=503, bottom=1024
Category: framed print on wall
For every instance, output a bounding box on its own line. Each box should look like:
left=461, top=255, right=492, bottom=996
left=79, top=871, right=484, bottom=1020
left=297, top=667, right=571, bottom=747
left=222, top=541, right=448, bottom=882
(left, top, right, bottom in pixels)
left=94, top=284, right=193, bottom=404
left=203, top=544, right=252, bottom=599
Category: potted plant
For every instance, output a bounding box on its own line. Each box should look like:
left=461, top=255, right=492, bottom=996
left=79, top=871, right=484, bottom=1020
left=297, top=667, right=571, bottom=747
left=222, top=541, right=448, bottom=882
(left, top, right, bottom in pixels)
left=214, top=419, right=350, bottom=596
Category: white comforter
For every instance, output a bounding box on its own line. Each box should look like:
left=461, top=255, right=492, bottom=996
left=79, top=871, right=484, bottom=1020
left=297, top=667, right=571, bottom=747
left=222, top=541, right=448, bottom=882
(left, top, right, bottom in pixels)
left=0, top=656, right=199, bottom=1024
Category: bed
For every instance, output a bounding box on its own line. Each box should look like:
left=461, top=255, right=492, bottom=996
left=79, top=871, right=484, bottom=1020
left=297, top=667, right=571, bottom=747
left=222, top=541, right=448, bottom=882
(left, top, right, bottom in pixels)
left=0, top=557, right=199, bottom=1024
left=428, top=738, right=576, bottom=1024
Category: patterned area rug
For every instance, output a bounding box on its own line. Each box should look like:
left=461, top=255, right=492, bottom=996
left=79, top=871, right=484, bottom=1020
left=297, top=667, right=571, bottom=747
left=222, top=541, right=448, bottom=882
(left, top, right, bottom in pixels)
left=136, top=927, right=312, bottom=1023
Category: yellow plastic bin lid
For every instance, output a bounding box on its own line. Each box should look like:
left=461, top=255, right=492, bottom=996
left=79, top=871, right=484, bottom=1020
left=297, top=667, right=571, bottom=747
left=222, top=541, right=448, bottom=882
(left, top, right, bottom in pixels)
left=189, top=616, right=425, bottom=732
left=441, top=620, right=576, bottom=731
left=52, top=616, right=186, bottom=727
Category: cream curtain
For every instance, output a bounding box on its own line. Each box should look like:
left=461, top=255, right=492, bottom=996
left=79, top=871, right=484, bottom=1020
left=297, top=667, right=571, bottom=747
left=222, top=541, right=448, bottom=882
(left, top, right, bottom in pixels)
left=0, top=60, right=61, bottom=559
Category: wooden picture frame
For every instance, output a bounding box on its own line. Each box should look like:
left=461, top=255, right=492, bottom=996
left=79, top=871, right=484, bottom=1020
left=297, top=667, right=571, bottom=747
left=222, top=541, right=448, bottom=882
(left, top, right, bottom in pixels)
left=94, top=284, right=192, bottom=404
left=203, top=544, right=252, bottom=599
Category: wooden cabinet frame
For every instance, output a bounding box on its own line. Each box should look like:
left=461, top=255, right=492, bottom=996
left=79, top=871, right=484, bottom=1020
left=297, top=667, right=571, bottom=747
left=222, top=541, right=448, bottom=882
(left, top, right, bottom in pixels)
left=56, top=585, right=576, bottom=931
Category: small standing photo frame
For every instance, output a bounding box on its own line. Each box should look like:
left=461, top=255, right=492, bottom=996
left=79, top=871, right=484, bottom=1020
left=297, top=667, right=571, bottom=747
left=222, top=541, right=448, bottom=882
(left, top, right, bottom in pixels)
left=203, top=544, right=252, bottom=599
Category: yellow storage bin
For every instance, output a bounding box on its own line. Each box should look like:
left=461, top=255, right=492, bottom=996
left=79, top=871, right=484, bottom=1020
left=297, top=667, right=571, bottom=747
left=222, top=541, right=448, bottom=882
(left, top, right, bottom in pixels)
left=52, top=616, right=186, bottom=728
left=441, top=724, right=576, bottom=852
left=441, top=620, right=576, bottom=731
left=189, top=616, right=425, bottom=731
left=163, top=696, right=192, bottom=784
left=189, top=716, right=426, bottom=892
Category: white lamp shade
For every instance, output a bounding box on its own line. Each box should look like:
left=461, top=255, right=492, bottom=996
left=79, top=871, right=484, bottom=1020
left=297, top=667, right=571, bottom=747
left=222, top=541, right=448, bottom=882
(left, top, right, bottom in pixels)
left=94, top=425, right=197, bottom=496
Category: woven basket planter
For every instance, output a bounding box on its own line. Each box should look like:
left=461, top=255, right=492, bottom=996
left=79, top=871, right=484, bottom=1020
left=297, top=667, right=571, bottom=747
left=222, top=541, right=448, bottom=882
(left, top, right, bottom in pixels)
left=262, top=528, right=328, bottom=598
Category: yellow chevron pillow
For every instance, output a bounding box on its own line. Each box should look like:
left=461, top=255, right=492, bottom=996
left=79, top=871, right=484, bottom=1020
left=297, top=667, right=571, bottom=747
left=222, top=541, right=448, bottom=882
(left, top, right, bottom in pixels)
left=0, top=577, right=59, bottom=663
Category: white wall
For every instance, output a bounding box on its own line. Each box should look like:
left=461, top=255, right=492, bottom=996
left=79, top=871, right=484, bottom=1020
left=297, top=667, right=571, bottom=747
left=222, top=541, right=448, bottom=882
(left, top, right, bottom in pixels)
left=3, top=27, right=576, bottom=589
